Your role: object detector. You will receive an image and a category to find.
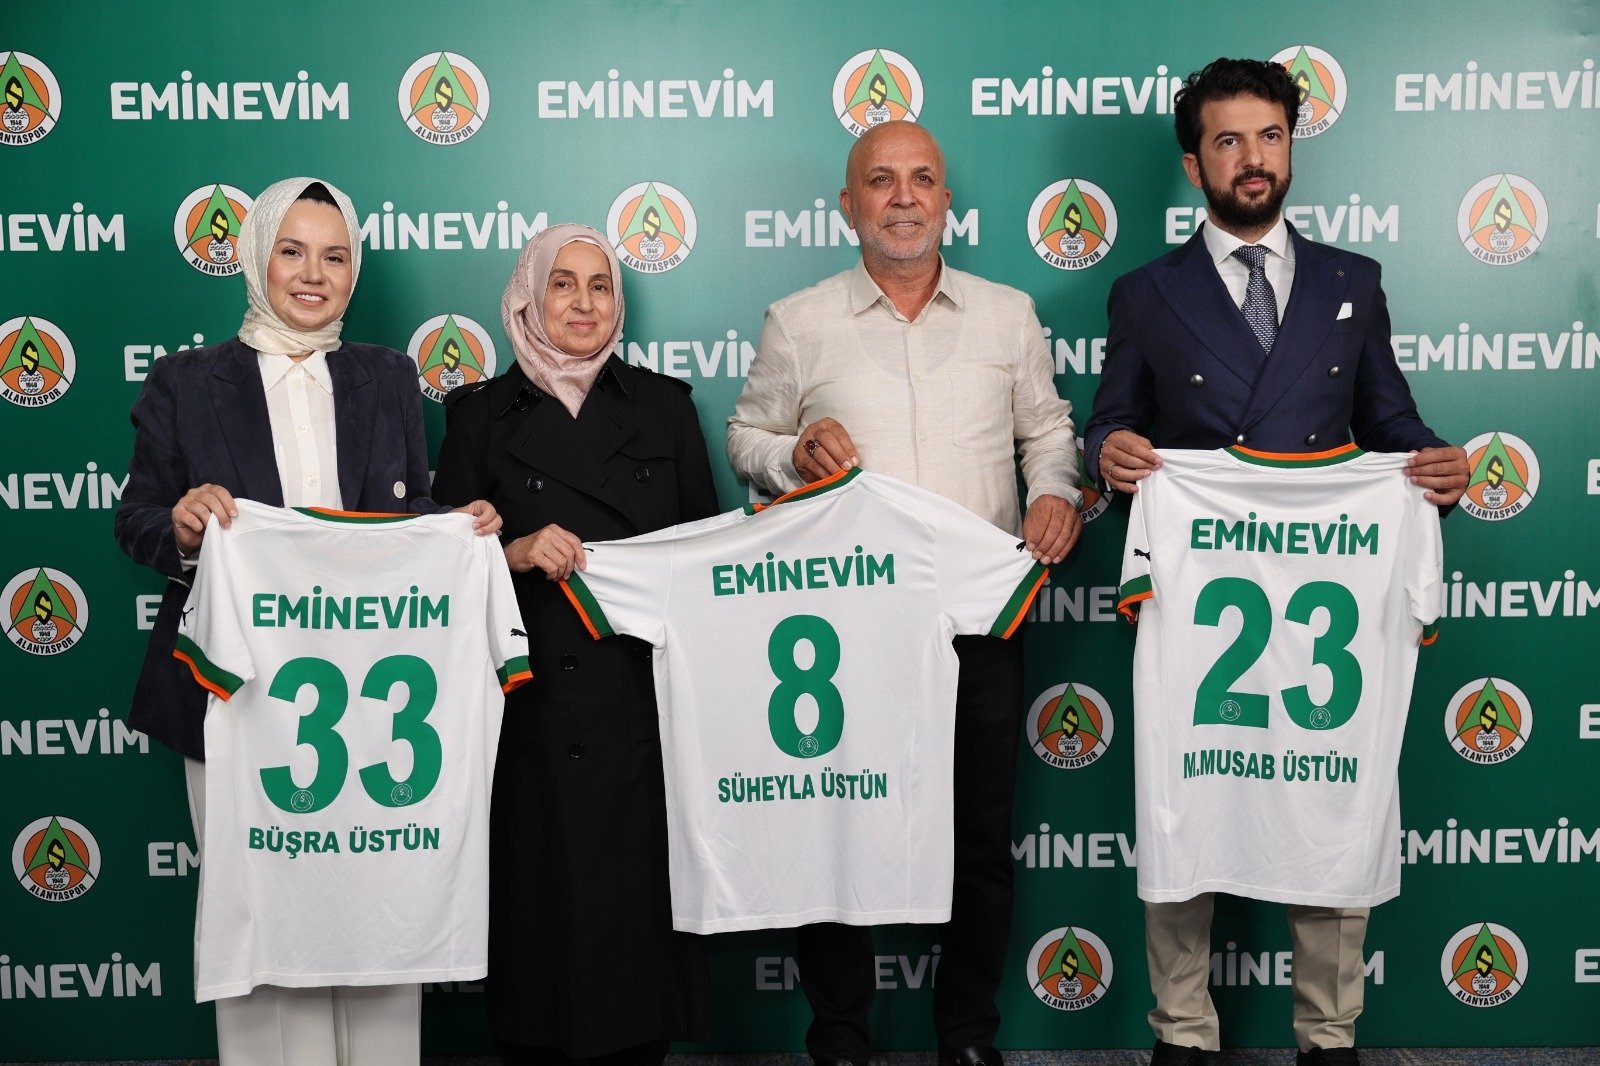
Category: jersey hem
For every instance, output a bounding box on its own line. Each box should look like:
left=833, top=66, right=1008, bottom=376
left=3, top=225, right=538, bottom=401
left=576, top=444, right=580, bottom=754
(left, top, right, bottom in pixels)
left=675, top=905, right=951, bottom=934
left=196, top=963, right=486, bottom=1003
left=1137, top=880, right=1399, bottom=909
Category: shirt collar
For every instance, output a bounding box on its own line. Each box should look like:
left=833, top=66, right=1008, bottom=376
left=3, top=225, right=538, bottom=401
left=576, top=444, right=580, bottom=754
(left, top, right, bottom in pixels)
left=847, top=257, right=965, bottom=316
left=1201, top=215, right=1294, bottom=266
left=257, top=349, right=334, bottom=395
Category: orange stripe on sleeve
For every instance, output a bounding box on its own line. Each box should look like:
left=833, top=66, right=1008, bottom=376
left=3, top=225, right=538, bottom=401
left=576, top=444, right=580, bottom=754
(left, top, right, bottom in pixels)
left=559, top=580, right=602, bottom=641
left=1000, top=568, right=1050, bottom=639
left=501, top=669, right=533, bottom=693
left=172, top=648, right=233, bottom=702
left=1117, top=589, right=1152, bottom=623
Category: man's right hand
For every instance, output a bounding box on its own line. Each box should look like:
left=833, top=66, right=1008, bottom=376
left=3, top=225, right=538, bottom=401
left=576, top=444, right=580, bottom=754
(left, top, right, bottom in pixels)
left=1100, top=429, right=1161, bottom=494
left=793, top=417, right=860, bottom=482
left=171, top=484, right=239, bottom=556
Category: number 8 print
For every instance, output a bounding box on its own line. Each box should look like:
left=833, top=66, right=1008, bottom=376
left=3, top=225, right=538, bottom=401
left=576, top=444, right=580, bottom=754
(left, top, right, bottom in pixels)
left=767, top=614, right=845, bottom=758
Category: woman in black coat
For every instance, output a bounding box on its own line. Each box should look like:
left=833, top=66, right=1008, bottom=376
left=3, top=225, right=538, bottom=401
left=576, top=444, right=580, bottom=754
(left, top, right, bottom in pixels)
left=431, top=223, right=717, bottom=1066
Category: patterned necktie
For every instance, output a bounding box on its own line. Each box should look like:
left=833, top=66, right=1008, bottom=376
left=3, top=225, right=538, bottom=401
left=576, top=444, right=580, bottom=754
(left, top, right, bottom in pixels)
left=1231, top=244, right=1278, bottom=354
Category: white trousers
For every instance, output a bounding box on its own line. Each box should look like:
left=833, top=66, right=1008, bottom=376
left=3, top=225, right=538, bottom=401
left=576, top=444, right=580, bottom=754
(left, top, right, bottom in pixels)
left=185, top=757, right=421, bottom=1066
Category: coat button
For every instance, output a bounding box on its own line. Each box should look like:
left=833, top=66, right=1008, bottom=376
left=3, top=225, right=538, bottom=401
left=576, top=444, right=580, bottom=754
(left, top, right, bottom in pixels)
left=1189, top=374, right=1204, bottom=388
left=1235, top=434, right=1246, bottom=444
left=633, top=465, right=651, bottom=483
left=1306, top=434, right=1318, bottom=446
left=566, top=742, right=585, bottom=759
left=1328, top=366, right=1341, bottom=378
left=560, top=654, right=577, bottom=670
left=526, top=477, right=544, bottom=492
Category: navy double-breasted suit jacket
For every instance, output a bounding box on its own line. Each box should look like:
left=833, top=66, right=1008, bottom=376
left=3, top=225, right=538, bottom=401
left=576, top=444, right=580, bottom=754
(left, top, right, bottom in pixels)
left=1083, top=225, right=1444, bottom=481
left=113, top=337, right=438, bottom=758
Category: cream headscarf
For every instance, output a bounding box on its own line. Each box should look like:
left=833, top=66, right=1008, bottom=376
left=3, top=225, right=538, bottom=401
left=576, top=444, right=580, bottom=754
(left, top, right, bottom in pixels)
left=237, top=177, right=363, bottom=358
left=501, top=223, right=625, bottom=417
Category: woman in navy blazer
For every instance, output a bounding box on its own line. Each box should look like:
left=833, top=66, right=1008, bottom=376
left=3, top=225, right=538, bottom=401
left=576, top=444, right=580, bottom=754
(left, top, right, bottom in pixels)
left=113, top=176, right=496, bottom=1066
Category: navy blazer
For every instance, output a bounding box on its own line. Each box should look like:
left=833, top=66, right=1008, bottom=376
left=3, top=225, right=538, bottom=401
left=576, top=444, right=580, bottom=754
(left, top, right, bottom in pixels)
left=1083, top=225, right=1445, bottom=484
left=114, top=336, right=439, bottom=759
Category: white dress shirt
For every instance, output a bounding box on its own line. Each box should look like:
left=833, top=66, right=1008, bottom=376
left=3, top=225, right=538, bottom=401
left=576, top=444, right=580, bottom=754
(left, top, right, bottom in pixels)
left=258, top=350, right=343, bottom=510
left=1201, top=216, right=1296, bottom=324
left=727, top=259, right=1079, bottom=536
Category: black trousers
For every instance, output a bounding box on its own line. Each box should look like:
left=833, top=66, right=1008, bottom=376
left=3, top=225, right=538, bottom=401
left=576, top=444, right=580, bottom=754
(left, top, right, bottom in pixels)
left=797, top=633, right=1027, bottom=1062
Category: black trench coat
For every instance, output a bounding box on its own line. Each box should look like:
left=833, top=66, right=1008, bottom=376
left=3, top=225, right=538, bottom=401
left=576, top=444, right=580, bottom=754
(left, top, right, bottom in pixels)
left=432, top=358, right=718, bottom=1055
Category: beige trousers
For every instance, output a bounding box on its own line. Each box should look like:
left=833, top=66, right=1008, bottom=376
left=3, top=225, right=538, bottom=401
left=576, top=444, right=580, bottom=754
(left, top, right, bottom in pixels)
left=185, top=758, right=421, bottom=1066
left=1144, top=894, right=1368, bottom=1052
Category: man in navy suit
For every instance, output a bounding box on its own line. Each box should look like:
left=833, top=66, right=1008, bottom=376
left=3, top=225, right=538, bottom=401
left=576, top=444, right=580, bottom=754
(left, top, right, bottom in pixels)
left=1082, top=59, right=1467, bottom=1066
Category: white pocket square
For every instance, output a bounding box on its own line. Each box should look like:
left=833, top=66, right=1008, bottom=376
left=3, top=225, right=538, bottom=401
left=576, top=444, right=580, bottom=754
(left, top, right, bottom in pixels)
left=1336, top=302, right=1353, bottom=320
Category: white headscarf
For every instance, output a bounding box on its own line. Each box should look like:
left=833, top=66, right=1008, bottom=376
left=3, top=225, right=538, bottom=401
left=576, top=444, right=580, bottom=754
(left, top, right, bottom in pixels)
left=501, top=223, right=625, bottom=417
left=237, top=177, right=363, bottom=357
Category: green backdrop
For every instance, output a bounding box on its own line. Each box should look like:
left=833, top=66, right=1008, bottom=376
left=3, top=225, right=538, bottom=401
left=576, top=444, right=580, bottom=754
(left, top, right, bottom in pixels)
left=3, top=1, right=1597, bottom=1058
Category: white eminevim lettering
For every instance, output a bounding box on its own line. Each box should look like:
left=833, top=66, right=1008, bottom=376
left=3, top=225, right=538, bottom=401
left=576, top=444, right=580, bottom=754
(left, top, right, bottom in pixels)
left=624, top=331, right=756, bottom=380
left=0, top=207, right=126, bottom=251
left=0, top=465, right=129, bottom=510
left=109, top=71, right=349, bottom=120
left=1394, top=59, right=1599, bottom=111
left=1392, top=322, right=1600, bottom=372
left=358, top=203, right=548, bottom=251
left=0, top=955, right=162, bottom=999
left=971, top=65, right=1181, bottom=116
left=537, top=69, right=774, bottom=118
left=1028, top=584, right=1120, bottom=623
left=744, top=202, right=978, bottom=248
left=0, top=710, right=148, bottom=756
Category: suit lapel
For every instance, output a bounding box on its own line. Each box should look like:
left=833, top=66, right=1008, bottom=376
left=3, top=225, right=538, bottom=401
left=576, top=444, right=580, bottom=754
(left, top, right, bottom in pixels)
left=328, top=345, right=374, bottom=509
left=1240, top=230, right=1347, bottom=432
left=1152, top=232, right=1263, bottom=386
left=207, top=341, right=284, bottom=506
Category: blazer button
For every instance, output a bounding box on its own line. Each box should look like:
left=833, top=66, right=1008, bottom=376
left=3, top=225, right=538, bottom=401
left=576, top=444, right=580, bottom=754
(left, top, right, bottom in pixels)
left=566, top=742, right=586, bottom=759
left=1235, top=434, right=1246, bottom=444
left=1189, top=374, right=1204, bottom=388
left=1305, top=434, right=1318, bottom=446
left=560, top=654, right=578, bottom=670
left=634, top=465, right=651, bottom=483
left=1327, top=366, right=1341, bottom=378
left=526, top=477, right=544, bottom=492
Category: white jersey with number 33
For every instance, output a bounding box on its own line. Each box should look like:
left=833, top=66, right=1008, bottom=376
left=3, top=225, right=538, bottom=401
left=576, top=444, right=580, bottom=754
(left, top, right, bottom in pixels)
left=1117, top=446, right=1442, bottom=908
left=176, top=501, right=529, bottom=1001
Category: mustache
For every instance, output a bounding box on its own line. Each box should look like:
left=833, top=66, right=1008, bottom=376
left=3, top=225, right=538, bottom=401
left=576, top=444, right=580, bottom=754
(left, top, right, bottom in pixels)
left=1233, top=167, right=1277, bottom=187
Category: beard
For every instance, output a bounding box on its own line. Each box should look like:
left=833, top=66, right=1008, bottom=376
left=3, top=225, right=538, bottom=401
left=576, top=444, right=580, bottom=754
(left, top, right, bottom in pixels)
left=1200, top=163, right=1291, bottom=232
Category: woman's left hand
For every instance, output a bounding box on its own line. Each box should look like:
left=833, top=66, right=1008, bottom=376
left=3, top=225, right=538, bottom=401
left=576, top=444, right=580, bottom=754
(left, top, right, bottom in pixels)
left=453, top=499, right=503, bottom=537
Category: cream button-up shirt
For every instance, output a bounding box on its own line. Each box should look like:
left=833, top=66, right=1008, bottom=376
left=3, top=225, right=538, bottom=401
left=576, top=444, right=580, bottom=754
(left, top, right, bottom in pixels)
left=258, top=350, right=343, bottom=510
left=727, top=259, right=1079, bottom=535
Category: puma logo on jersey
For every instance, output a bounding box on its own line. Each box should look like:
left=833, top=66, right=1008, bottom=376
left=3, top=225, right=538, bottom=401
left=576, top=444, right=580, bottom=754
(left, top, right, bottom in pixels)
left=510, top=627, right=527, bottom=638
left=1133, top=548, right=1151, bottom=560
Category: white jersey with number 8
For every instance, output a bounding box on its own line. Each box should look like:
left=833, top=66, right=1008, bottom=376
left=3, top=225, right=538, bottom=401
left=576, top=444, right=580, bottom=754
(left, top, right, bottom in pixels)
left=561, top=469, right=1048, bottom=933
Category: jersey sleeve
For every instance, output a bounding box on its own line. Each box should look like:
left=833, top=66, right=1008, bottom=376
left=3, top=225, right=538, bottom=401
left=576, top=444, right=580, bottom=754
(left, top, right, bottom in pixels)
left=482, top=541, right=532, bottom=692
left=933, top=497, right=1049, bottom=639
left=171, top=516, right=256, bottom=700
left=1116, top=489, right=1154, bottom=622
left=1406, top=492, right=1445, bottom=644
left=559, top=534, right=674, bottom=647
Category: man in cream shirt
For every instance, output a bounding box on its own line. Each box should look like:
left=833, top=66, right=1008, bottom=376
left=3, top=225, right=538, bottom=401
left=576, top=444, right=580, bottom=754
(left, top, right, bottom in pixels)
left=727, top=120, right=1080, bottom=1066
